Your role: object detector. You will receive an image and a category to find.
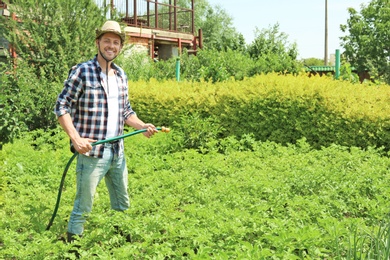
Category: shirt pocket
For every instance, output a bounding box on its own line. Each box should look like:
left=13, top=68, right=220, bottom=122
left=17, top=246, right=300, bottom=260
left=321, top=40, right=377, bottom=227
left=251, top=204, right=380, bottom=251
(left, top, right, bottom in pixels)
left=85, top=82, right=104, bottom=98
left=82, top=83, right=105, bottom=114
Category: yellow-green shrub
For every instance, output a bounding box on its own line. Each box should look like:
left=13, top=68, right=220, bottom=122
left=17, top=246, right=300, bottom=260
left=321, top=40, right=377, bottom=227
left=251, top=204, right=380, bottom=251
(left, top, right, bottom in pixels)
left=129, top=73, right=390, bottom=150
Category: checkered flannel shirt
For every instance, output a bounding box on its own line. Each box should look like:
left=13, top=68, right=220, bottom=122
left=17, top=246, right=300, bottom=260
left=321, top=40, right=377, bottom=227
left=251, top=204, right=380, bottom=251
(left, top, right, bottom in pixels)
left=54, top=55, right=135, bottom=158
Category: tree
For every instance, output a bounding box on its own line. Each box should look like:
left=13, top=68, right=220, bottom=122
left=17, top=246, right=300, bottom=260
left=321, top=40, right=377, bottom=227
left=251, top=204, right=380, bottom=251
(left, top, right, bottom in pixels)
left=0, top=0, right=106, bottom=82
left=340, top=0, right=390, bottom=84
left=248, top=23, right=301, bottom=75
left=302, top=57, right=325, bottom=66
left=196, top=4, right=246, bottom=52
left=0, top=0, right=107, bottom=145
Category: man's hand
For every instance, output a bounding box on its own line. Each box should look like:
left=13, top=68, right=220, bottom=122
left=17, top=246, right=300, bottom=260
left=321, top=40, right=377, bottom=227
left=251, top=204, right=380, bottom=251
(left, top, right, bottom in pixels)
left=142, top=123, right=159, bottom=138
left=72, top=137, right=97, bottom=154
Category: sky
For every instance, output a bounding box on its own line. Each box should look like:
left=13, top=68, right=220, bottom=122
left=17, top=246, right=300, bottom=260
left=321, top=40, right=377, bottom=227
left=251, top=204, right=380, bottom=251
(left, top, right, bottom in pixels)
left=206, top=0, right=370, bottom=59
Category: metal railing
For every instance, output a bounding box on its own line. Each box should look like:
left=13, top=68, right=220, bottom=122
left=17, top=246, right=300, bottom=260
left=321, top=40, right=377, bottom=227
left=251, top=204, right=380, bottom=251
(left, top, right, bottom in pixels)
left=95, top=0, right=194, bottom=34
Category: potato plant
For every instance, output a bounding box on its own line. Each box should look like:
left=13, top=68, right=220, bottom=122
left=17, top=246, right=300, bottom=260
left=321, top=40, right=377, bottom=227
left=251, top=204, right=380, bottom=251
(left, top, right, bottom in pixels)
left=1, top=129, right=390, bottom=259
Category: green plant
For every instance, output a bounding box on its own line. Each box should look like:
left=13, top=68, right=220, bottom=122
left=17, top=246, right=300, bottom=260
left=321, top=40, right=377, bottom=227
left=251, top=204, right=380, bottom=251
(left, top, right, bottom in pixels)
left=0, top=0, right=106, bottom=82
left=343, top=219, right=390, bottom=259
left=2, top=130, right=390, bottom=258
left=0, top=0, right=107, bottom=145
left=340, top=0, right=390, bottom=85
left=116, top=46, right=155, bottom=82
left=248, top=23, right=302, bottom=75
left=0, top=59, right=61, bottom=146
left=339, top=62, right=360, bottom=83
left=172, top=113, right=224, bottom=151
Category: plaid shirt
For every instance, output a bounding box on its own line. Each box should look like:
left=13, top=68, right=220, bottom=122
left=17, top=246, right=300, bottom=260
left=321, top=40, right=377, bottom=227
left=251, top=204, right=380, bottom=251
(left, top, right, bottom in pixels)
left=55, top=55, right=135, bottom=158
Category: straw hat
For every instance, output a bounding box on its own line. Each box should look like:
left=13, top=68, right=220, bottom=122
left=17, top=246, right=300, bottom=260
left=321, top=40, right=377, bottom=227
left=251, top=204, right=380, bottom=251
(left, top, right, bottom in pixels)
left=96, top=20, right=126, bottom=44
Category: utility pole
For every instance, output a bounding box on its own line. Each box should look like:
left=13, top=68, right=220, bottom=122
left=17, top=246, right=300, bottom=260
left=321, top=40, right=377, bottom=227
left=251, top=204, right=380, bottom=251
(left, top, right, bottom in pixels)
left=324, top=0, right=328, bottom=65
left=110, top=0, right=114, bottom=19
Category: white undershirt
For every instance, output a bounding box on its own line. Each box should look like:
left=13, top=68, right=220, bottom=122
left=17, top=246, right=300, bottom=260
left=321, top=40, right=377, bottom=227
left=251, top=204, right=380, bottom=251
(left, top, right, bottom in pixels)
left=101, top=72, right=119, bottom=139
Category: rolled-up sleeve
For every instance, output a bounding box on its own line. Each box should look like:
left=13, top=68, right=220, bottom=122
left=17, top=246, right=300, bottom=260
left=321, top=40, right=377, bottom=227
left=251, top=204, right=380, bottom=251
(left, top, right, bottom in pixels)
left=123, top=99, right=136, bottom=120
left=54, top=67, right=83, bottom=117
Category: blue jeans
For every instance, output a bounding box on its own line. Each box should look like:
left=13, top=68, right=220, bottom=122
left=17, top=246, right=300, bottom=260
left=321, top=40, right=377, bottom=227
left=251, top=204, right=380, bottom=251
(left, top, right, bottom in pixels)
left=67, top=143, right=129, bottom=235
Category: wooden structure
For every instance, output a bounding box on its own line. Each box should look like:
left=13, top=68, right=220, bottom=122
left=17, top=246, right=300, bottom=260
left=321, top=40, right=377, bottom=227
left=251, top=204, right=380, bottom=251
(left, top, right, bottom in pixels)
left=0, top=1, right=6, bottom=9
left=0, top=0, right=9, bottom=16
left=306, top=66, right=370, bottom=83
left=1, top=1, right=202, bottom=62
left=96, top=0, right=202, bottom=60
left=0, top=1, right=11, bottom=63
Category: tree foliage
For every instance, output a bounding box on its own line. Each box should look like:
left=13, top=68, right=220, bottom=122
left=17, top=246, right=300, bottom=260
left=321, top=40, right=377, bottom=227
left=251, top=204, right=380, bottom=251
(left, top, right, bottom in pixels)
left=302, top=57, right=324, bottom=66
left=248, top=24, right=301, bottom=74
left=0, top=0, right=106, bottom=82
left=196, top=4, right=246, bottom=52
left=340, top=0, right=390, bottom=84
left=0, top=0, right=106, bottom=146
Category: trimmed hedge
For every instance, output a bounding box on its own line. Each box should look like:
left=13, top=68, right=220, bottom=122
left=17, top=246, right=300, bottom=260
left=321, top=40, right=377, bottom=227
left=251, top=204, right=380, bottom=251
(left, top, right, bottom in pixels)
left=129, top=73, right=390, bottom=150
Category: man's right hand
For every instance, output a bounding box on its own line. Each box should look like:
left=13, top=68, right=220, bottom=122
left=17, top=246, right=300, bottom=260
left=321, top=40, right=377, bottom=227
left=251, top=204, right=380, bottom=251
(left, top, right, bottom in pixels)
left=72, top=137, right=97, bottom=154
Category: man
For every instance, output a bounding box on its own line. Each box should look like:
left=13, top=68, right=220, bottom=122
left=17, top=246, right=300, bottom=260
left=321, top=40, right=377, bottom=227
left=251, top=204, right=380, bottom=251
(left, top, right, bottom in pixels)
left=54, top=20, right=158, bottom=243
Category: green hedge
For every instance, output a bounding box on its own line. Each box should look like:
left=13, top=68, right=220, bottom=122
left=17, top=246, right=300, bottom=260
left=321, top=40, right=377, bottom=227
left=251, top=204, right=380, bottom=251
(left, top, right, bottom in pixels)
left=129, top=73, right=390, bottom=151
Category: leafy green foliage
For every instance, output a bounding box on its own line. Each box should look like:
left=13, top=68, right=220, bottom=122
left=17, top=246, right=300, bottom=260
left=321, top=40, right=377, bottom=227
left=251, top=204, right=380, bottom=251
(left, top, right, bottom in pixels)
left=184, top=48, right=254, bottom=82
left=1, top=129, right=390, bottom=258
left=339, top=62, right=360, bottom=83
left=0, top=59, right=61, bottom=146
left=115, top=47, right=156, bottom=82
left=197, top=4, right=246, bottom=52
left=0, top=0, right=106, bottom=145
left=248, top=24, right=302, bottom=75
left=340, top=0, right=390, bottom=84
left=118, top=48, right=255, bottom=83
left=129, top=74, right=390, bottom=152
left=302, top=57, right=324, bottom=66
left=172, top=113, right=224, bottom=151
left=0, top=0, right=106, bottom=82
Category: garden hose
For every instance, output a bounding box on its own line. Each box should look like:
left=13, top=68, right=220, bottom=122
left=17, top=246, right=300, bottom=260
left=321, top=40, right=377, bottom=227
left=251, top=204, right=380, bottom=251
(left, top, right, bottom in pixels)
left=46, top=127, right=170, bottom=231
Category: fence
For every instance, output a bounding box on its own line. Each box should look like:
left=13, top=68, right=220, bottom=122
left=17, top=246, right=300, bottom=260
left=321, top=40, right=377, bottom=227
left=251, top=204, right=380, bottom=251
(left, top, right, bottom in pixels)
left=94, top=0, right=194, bottom=34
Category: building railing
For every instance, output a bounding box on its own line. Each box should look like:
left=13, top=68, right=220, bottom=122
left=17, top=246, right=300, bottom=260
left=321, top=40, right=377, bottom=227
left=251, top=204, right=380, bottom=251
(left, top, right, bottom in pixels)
left=0, top=1, right=7, bottom=9
left=95, top=0, right=194, bottom=34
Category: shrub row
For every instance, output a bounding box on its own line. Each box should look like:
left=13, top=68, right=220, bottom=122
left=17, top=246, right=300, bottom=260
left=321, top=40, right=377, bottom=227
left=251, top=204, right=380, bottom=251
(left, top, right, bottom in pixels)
left=130, top=73, right=390, bottom=151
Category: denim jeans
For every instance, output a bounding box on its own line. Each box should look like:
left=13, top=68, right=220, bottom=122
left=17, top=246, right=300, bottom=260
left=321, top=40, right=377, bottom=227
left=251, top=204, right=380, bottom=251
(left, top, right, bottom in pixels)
left=67, top=142, right=129, bottom=235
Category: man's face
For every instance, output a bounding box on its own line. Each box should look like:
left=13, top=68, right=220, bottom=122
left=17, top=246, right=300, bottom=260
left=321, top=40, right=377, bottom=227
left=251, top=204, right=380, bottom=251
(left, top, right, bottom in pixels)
left=97, top=32, right=122, bottom=61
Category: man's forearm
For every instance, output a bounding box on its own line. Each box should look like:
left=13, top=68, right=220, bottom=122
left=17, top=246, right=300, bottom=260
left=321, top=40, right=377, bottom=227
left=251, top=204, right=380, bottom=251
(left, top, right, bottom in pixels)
left=125, top=114, right=158, bottom=138
left=58, top=113, right=80, bottom=142
left=125, top=114, right=146, bottom=130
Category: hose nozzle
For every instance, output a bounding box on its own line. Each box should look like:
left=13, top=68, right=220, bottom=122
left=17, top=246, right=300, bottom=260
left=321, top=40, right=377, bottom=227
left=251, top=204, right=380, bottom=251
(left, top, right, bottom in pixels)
left=160, top=126, right=170, bottom=133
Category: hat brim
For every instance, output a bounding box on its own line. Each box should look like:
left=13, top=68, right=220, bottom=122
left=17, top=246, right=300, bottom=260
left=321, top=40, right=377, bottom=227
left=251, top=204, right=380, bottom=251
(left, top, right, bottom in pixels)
left=96, top=29, right=126, bottom=44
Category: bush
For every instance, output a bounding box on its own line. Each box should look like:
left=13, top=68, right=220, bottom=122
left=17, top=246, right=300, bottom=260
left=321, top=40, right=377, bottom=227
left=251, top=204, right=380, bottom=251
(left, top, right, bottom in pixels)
left=0, top=60, right=60, bottom=147
left=0, top=0, right=106, bottom=146
left=118, top=48, right=254, bottom=83
left=116, top=46, right=155, bottom=82
left=129, top=74, right=390, bottom=151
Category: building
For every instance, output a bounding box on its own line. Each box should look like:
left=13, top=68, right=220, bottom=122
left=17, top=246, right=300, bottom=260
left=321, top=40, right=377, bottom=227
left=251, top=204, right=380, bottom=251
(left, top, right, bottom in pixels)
left=0, top=0, right=202, bottom=62
left=97, top=0, right=202, bottom=60
left=0, top=1, right=10, bottom=63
